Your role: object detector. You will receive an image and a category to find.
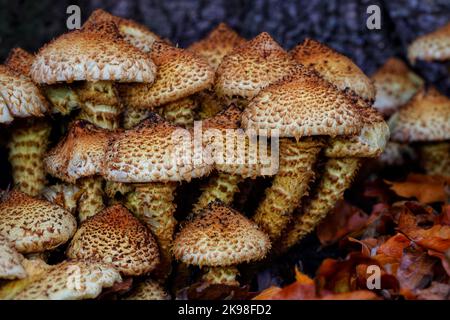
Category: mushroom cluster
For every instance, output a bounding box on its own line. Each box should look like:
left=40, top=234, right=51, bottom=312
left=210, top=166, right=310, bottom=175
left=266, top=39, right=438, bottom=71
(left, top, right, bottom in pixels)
left=2, top=9, right=447, bottom=300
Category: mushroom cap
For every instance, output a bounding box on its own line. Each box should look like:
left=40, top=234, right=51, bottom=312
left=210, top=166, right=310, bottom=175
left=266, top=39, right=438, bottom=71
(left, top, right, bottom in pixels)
left=325, top=106, right=390, bottom=158
left=408, top=22, right=450, bottom=63
left=13, top=260, right=122, bottom=300
left=83, top=9, right=161, bottom=53
left=123, top=278, right=170, bottom=300
left=120, top=41, right=214, bottom=109
left=215, top=32, right=297, bottom=103
left=290, top=38, right=375, bottom=102
left=0, top=190, right=77, bottom=254
left=66, top=205, right=160, bottom=276
left=201, top=103, right=242, bottom=130
left=241, top=66, right=363, bottom=138
left=389, top=87, right=450, bottom=142
left=31, top=21, right=157, bottom=85
left=102, top=114, right=213, bottom=183
left=0, top=65, right=48, bottom=124
left=4, top=47, right=34, bottom=76
left=44, top=120, right=113, bottom=183
left=41, top=183, right=81, bottom=215
left=0, top=234, right=26, bottom=280
left=188, top=23, right=246, bottom=71
left=371, top=57, right=424, bottom=116
left=173, top=201, right=271, bottom=267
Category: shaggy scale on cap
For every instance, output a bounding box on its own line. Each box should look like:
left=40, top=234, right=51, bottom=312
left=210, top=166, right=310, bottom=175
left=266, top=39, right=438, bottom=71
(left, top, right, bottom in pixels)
left=4, top=47, right=34, bottom=76
left=66, top=205, right=160, bottom=276
left=371, top=58, right=424, bottom=116
left=408, top=22, right=450, bottom=63
left=0, top=234, right=26, bottom=280
left=389, top=87, right=450, bottom=142
left=30, top=21, right=157, bottom=85
left=123, top=278, right=171, bottom=300
left=215, top=32, right=297, bottom=103
left=120, top=41, right=214, bottom=109
left=173, top=202, right=271, bottom=267
left=0, top=191, right=76, bottom=254
left=290, top=38, right=375, bottom=102
left=44, top=120, right=113, bottom=183
left=188, top=23, right=246, bottom=71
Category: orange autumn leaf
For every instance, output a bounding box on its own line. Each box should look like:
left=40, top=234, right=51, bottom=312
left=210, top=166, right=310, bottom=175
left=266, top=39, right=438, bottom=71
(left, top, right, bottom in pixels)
left=385, top=174, right=450, bottom=204
left=295, top=267, right=314, bottom=284
left=321, top=290, right=379, bottom=300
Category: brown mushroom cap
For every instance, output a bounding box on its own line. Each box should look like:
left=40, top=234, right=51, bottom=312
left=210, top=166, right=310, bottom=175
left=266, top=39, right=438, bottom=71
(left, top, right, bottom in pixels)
left=0, top=65, right=48, bottom=124
left=0, top=234, right=26, bottom=280
left=0, top=191, right=77, bottom=254
left=215, top=32, right=297, bottom=102
left=188, top=23, right=246, bottom=71
left=102, top=114, right=212, bottom=183
left=120, top=41, right=214, bottom=109
left=44, top=120, right=114, bottom=183
left=408, top=22, right=450, bottom=63
left=241, top=66, right=363, bottom=139
left=290, top=38, right=375, bottom=102
left=173, top=201, right=271, bottom=267
left=66, top=205, right=160, bottom=276
left=389, top=87, right=450, bottom=142
left=123, top=278, right=170, bottom=300
left=13, top=260, right=122, bottom=300
left=371, top=57, right=424, bottom=116
left=31, top=21, right=157, bottom=85
left=4, top=47, right=34, bottom=76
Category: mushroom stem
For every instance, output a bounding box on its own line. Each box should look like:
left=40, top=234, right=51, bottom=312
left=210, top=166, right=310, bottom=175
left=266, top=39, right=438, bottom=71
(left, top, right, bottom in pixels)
left=77, top=176, right=105, bottom=222
left=104, top=181, right=133, bottom=203
left=192, top=173, right=242, bottom=215
left=197, top=91, right=224, bottom=119
left=123, top=108, right=151, bottom=129
left=8, top=120, right=51, bottom=196
left=43, top=85, right=80, bottom=115
left=202, top=266, right=239, bottom=286
left=277, top=157, right=361, bottom=252
left=419, top=142, right=450, bottom=177
left=161, top=97, right=197, bottom=127
left=252, top=139, right=323, bottom=240
left=125, top=182, right=178, bottom=279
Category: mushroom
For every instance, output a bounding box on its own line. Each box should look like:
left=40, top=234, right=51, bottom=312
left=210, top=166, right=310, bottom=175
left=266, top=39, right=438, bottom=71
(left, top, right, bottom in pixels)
left=0, top=234, right=26, bottom=280
left=161, top=96, right=198, bottom=127
left=123, top=278, right=170, bottom=300
left=242, top=66, right=364, bottom=240
left=173, top=201, right=271, bottom=286
left=407, top=22, right=450, bottom=63
left=0, top=190, right=76, bottom=254
left=41, top=183, right=81, bottom=215
left=196, top=90, right=225, bottom=120
left=389, top=87, right=450, bottom=177
left=215, top=32, right=297, bottom=107
left=67, top=204, right=160, bottom=276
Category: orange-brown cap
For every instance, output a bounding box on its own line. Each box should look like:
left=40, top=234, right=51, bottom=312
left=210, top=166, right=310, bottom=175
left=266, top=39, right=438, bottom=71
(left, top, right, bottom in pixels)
left=123, top=278, right=170, bottom=300
left=0, top=234, right=26, bottom=280
left=4, top=48, right=34, bottom=76
left=408, top=22, right=450, bottom=63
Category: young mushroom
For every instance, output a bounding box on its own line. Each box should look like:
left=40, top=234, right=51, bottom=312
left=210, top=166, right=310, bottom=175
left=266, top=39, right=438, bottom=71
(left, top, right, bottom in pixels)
left=173, top=201, right=271, bottom=286
left=0, top=234, right=26, bottom=280
left=407, top=22, right=450, bottom=63
left=123, top=278, right=171, bottom=300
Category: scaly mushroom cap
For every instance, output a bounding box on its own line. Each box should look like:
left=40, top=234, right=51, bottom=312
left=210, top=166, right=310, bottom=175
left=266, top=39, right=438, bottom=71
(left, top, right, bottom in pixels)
left=389, top=87, right=450, bottom=142
left=67, top=205, right=160, bottom=276
left=0, top=191, right=77, bottom=254
left=103, top=114, right=212, bottom=183
left=188, top=23, right=246, bottom=71
left=44, top=120, right=113, bottom=183
left=41, top=183, right=81, bottom=215
left=325, top=106, right=390, bottom=158
left=201, top=104, right=242, bottom=130
left=84, top=9, right=161, bottom=53
left=4, top=47, right=34, bottom=76
left=123, top=278, right=170, bottom=300
left=0, top=65, right=48, bottom=124
left=291, top=38, right=375, bottom=102
left=371, top=58, right=424, bottom=116
left=408, top=22, right=450, bottom=63
left=120, top=41, right=214, bottom=108
left=13, top=260, right=122, bottom=300
left=242, top=66, right=363, bottom=138
left=215, top=32, right=296, bottom=103
left=173, top=201, right=271, bottom=267
left=0, top=234, right=26, bottom=280
left=31, top=21, right=157, bottom=85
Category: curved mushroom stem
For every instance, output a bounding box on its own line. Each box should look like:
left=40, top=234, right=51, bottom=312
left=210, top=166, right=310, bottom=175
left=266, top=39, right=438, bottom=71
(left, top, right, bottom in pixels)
left=192, top=173, right=242, bottom=215
left=104, top=181, right=134, bottom=205
left=123, top=108, right=151, bottom=129
left=8, top=120, right=51, bottom=196
left=277, top=157, right=361, bottom=252
left=419, top=142, right=450, bottom=177
left=252, top=139, right=323, bottom=240
left=202, top=266, right=239, bottom=286
left=125, top=182, right=178, bottom=279
left=77, top=177, right=105, bottom=223
left=43, top=85, right=80, bottom=115
left=161, top=97, right=197, bottom=127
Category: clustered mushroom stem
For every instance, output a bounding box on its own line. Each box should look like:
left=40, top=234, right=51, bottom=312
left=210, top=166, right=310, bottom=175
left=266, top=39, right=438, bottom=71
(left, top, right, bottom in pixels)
left=125, top=182, right=177, bottom=279
left=202, top=266, right=240, bottom=286
left=192, top=173, right=242, bottom=215
left=252, top=139, right=323, bottom=240
left=77, top=176, right=105, bottom=222
left=8, top=120, right=51, bottom=196
left=277, top=157, right=362, bottom=252
left=419, top=142, right=450, bottom=177
left=123, top=108, right=152, bottom=129
left=161, top=97, right=196, bottom=127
